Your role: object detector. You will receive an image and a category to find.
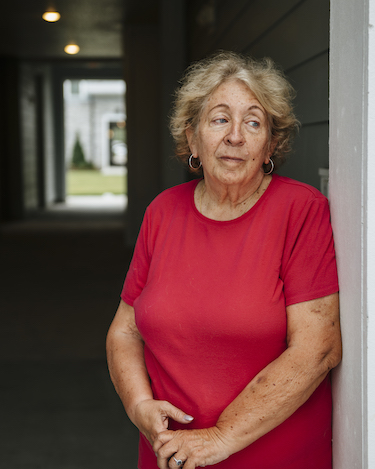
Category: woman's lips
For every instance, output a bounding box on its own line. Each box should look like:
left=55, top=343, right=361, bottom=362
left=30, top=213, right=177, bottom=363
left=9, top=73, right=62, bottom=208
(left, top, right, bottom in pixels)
left=220, top=156, right=244, bottom=163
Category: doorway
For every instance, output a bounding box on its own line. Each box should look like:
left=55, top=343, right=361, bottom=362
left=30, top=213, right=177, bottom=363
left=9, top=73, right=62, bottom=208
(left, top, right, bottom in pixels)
left=63, top=78, right=127, bottom=210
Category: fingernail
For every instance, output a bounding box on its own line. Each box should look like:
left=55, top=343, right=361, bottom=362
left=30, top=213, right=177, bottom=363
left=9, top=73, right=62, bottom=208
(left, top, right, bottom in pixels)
left=183, top=414, right=194, bottom=421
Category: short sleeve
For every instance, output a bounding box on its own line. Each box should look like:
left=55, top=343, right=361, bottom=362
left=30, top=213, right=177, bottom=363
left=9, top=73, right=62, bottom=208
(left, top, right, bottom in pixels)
left=281, top=197, right=339, bottom=306
left=121, top=208, right=151, bottom=306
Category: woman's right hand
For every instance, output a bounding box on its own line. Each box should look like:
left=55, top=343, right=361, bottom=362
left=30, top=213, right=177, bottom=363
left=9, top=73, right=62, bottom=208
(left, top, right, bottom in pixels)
left=106, top=303, right=193, bottom=447
left=133, top=399, right=194, bottom=446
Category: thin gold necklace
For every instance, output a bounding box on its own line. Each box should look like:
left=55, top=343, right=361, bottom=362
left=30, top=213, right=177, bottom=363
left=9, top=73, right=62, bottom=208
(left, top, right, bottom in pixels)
left=199, top=182, right=205, bottom=213
left=199, top=177, right=265, bottom=216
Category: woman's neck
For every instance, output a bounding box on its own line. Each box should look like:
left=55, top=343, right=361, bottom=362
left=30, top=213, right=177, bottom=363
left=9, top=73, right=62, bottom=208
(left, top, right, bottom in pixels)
left=195, top=174, right=272, bottom=221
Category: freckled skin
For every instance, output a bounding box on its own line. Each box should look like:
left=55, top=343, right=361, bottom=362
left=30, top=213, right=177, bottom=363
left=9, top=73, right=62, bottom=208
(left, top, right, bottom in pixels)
left=151, top=294, right=341, bottom=469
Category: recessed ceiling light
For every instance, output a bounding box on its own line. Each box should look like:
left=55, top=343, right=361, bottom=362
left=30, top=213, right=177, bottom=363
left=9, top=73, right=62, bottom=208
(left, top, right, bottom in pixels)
left=64, top=44, right=80, bottom=55
left=42, top=11, right=61, bottom=22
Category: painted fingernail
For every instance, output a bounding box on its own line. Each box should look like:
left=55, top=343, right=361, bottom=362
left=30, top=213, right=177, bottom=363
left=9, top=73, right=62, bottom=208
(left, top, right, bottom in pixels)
left=183, top=414, right=194, bottom=421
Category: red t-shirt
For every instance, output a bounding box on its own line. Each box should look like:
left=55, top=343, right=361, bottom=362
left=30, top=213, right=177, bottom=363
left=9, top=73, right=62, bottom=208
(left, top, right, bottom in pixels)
left=122, top=175, right=339, bottom=469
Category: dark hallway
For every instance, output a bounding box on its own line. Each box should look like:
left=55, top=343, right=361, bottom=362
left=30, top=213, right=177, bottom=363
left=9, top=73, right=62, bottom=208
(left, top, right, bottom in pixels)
left=0, top=207, right=139, bottom=468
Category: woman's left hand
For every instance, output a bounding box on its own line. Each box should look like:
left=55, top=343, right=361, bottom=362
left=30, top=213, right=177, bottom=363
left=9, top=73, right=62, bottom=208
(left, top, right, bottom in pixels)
left=153, top=427, right=233, bottom=469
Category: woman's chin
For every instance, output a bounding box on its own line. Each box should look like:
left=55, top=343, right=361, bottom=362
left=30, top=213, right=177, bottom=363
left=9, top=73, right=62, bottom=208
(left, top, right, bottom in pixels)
left=208, top=168, right=260, bottom=188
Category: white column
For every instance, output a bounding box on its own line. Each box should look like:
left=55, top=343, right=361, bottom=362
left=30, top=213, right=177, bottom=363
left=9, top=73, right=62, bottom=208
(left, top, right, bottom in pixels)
left=330, top=0, right=375, bottom=467
left=367, top=2, right=375, bottom=466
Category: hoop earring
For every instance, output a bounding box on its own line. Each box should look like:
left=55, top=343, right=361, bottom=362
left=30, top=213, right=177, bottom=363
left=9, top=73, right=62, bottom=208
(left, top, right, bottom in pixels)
left=188, top=154, right=202, bottom=170
left=264, top=158, right=274, bottom=175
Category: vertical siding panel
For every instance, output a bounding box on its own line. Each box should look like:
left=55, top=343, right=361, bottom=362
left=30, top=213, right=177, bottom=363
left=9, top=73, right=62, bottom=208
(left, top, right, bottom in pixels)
left=246, top=0, right=329, bottom=69
left=278, top=124, right=329, bottom=188
left=188, top=0, right=301, bottom=60
left=287, top=53, right=329, bottom=125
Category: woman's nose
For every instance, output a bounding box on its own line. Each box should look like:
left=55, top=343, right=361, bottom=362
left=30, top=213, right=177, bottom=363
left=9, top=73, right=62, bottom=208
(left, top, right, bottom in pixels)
left=225, top=122, right=244, bottom=146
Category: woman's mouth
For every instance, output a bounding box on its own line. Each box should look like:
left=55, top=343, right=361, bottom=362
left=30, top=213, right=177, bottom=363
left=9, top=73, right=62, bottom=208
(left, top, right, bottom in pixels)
left=220, top=156, right=244, bottom=163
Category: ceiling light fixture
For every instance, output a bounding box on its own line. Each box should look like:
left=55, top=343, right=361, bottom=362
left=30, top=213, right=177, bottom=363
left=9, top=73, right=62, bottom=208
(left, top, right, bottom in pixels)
left=64, top=44, right=80, bottom=55
left=42, top=11, right=61, bottom=22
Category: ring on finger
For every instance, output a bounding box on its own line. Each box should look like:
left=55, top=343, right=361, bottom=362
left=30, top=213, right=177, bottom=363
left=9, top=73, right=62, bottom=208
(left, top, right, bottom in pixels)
left=173, top=456, right=184, bottom=467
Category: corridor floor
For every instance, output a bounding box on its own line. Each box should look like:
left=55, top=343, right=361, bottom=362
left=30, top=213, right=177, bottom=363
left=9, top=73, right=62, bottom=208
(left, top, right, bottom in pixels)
left=0, top=202, right=139, bottom=468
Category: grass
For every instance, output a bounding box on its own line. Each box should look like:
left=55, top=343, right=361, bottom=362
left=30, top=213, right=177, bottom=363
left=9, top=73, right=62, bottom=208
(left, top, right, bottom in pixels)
left=67, top=169, right=127, bottom=195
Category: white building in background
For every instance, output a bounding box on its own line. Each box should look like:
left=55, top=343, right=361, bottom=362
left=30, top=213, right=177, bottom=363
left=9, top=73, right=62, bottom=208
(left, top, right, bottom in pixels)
left=63, top=79, right=126, bottom=174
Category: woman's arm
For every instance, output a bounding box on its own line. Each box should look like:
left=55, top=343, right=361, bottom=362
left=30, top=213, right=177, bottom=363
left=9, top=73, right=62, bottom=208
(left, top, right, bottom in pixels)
left=155, top=293, right=342, bottom=469
left=106, top=300, right=194, bottom=445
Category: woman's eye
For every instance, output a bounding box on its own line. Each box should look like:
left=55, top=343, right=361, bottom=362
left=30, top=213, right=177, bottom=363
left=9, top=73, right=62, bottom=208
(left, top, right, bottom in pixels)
left=213, top=118, right=227, bottom=124
left=249, top=120, right=260, bottom=128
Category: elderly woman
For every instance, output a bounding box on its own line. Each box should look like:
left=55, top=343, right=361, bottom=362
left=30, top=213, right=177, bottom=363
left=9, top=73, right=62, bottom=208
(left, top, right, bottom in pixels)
left=106, top=51, right=341, bottom=469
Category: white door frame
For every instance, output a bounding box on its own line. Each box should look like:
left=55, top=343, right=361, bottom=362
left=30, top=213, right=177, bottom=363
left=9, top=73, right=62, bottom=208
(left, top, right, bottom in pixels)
left=330, top=1, right=375, bottom=467
left=101, top=112, right=126, bottom=172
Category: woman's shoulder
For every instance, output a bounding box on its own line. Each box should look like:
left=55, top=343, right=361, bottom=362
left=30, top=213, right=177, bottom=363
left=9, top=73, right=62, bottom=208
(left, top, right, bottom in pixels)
left=271, top=174, right=327, bottom=203
left=147, top=179, right=198, bottom=212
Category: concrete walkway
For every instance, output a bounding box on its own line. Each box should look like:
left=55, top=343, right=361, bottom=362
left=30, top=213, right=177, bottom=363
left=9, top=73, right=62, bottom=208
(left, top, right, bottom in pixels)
left=0, top=202, right=139, bottom=468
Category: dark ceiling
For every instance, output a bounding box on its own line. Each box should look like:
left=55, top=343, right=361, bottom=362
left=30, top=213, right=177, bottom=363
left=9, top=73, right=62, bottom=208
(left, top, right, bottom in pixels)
left=0, top=0, right=152, bottom=60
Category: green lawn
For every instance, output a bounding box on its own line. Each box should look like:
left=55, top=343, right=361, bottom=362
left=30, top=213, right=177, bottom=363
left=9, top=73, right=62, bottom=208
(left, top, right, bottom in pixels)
left=67, top=170, right=127, bottom=195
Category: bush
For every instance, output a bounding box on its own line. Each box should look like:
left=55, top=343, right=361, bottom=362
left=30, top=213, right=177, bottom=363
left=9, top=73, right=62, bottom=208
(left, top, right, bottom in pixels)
left=71, top=135, right=95, bottom=169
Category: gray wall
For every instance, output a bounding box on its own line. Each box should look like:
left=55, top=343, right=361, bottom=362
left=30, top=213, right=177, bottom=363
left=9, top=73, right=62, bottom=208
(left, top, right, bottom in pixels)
left=187, top=0, right=329, bottom=190
left=0, top=58, right=23, bottom=220
left=0, top=61, right=53, bottom=218
left=43, top=67, right=57, bottom=206
left=0, top=62, right=58, bottom=215
left=19, top=63, right=39, bottom=211
left=124, top=22, right=162, bottom=245
left=124, top=0, right=187, bottom=245
left=19, top=63, right=57, bottom=211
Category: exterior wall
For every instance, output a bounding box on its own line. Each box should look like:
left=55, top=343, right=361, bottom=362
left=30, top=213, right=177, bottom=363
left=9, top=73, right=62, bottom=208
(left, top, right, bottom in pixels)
left=187, top=0, right=330, bottom=190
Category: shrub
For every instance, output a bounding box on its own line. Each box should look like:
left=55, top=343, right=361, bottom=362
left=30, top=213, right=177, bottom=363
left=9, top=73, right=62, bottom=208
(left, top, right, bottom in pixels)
left=71, top=134, right=95, bottom=169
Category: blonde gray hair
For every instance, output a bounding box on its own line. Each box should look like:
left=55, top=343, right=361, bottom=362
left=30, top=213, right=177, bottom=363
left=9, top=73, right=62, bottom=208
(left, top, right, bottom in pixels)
left=169, top=51, right=299, bottom=171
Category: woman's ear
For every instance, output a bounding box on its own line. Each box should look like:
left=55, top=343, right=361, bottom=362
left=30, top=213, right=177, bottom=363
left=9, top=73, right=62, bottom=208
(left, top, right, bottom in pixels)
left=186, top=127, right=196, bottom=154
left=263, top=139, right=277, bottom=166
left=267, top=139, right=277, bottom=160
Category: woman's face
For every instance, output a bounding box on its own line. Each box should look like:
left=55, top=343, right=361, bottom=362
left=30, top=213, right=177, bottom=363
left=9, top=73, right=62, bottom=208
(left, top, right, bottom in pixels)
left=187, top=79, right=273, bottom=188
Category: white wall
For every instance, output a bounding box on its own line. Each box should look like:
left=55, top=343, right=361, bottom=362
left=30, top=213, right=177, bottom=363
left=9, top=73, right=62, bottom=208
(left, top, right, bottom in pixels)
left=330, top=0, right=375, bottom=467
left=367, top=1, right=375, bottom=466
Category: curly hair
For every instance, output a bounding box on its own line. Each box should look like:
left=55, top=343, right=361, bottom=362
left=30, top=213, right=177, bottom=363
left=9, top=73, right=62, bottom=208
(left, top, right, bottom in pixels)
left=169, top=51, right=299, bottom=172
